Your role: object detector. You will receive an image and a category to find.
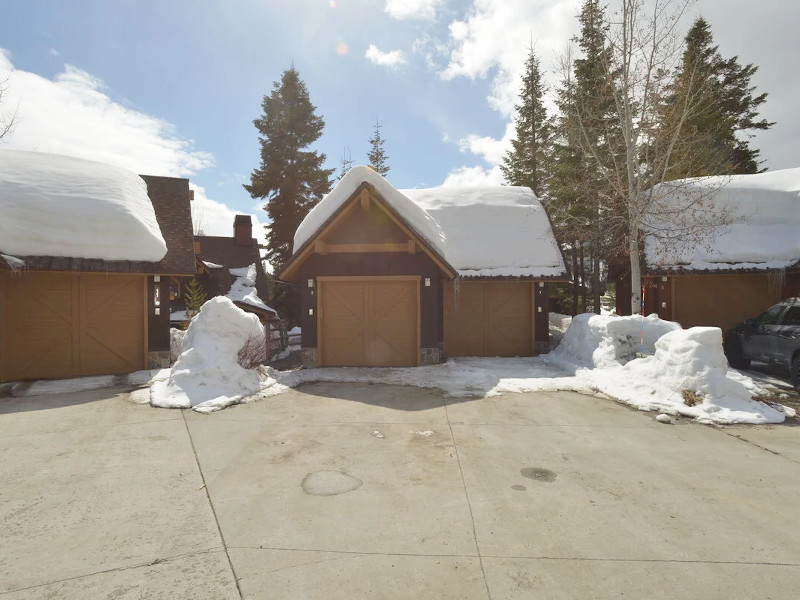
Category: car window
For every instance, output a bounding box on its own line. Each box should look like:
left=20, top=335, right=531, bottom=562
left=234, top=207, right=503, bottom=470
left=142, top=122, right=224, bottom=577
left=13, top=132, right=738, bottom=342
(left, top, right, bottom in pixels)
left=756, top=304, right=786, bottom=325
left=782, top=306, right=800, bottom=326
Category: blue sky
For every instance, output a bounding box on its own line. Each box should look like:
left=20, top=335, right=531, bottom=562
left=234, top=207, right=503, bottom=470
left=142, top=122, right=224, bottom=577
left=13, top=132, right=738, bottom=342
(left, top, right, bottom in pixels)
left=0, top=0, right=796, bottom=241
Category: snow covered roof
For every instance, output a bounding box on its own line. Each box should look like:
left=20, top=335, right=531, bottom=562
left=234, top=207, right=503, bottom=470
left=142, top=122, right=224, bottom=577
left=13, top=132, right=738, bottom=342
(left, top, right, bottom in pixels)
left=293, top=166, right=447, bottom=262
left=290, top=166, right=567, bottom=279
left=645, top=168, right=800, bottom=272
left=403, top=186, right=566, bottom=278
left=0, top=149, right=167, bottom=262
left=228, top=264, right=278, bottom=316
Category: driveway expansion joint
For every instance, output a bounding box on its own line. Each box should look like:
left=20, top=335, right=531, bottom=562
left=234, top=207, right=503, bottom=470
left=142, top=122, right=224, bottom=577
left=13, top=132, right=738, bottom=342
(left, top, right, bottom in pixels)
left=181, top=409, right=244, bottom=600
left=0, top=548, right=225, bottom=597
left=444, top=399, right=493, bottom=600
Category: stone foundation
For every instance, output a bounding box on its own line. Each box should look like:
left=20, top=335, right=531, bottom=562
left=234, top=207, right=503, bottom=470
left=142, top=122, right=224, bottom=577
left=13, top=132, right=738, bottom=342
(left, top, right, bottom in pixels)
left=147, top=350, right=171, bottom=369
left=301, top=347, right=318, bottom=368
left=419, top=347, right=443, bottom=366
left=533, top=341, right=550, bottom=356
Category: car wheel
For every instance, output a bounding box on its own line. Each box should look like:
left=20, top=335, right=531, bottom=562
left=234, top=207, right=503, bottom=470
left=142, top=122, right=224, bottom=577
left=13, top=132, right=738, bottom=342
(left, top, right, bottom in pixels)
left=725, top=337, right=751, bottom=370
left=792, top=355, right=800, bottom=393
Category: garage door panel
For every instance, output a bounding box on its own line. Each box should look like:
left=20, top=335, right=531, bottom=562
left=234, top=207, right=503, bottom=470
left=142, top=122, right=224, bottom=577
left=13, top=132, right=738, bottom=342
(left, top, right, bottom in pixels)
left=445, top=281, right=534, bottom=357
left=1, top=272, right=145, bottom=382
left=320, top=278, right=418, bottom=367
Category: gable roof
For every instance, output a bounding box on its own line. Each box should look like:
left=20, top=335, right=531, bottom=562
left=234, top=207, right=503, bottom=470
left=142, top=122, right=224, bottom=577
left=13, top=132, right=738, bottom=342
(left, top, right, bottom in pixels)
left=283, top=166, right=567, bottom=280
left=0, top=151, right=195, bottom=274
left=644, top=168, right=800, bottom=274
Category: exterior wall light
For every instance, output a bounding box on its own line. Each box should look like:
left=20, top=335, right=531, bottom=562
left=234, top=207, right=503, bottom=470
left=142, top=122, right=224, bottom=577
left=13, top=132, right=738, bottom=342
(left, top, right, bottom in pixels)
left=308, top=279, right=315, bottom=288
left=424, top=277, right=431, bottom=287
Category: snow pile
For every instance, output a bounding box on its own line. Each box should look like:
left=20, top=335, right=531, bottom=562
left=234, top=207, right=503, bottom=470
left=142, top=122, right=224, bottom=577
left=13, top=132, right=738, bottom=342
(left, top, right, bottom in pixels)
left=548, top=313, right=572, bottom=349
left=594, top=327, right=785, bottom=424
left=227, top=263, right=276, bottom=315
left=645, top=168, right=800, bottom=270
left=150, top=297, right=266, bottom=413
left=291, top=166, right=567, bottom=278
left=169, top=328, right=186, bottom=363
left=0, top=149, right=167, bottom=261
left=549, top=313, right=680, bottom=369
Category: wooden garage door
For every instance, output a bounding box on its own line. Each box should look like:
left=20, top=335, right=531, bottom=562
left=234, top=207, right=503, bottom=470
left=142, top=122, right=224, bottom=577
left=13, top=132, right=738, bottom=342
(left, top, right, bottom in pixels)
left=319, top=277, right=419, bottom=367
left=444, top=281, right=533, bottom=357
left=0, top=272, right=146, bottom=382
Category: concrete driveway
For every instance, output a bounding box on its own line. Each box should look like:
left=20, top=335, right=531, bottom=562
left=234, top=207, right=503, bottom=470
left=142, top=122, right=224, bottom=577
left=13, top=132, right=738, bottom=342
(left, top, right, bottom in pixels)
left=2, top=383, right=800, bottom=599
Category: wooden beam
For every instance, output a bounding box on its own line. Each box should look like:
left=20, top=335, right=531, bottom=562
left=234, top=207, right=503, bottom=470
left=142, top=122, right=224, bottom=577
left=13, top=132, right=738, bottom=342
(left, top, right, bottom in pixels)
left=323, top=242, right=409, bottom=254
left=360, top=189, right=370, bottom=210
left=314, top=240, right=328, bottom=255
left=407, top=239, right=416, bottom=254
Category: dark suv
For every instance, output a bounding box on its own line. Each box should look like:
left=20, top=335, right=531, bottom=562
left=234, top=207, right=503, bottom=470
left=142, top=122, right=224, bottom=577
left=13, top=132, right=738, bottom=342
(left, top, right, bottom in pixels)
left=724, top=298, right=800, bottom=391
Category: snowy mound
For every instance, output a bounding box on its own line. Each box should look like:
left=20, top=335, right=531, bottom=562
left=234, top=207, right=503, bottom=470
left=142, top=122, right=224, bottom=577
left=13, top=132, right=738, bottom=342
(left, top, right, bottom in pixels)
left=550, top=313, right=681, bottom=369
left=227, top=263, right=277, bottom=314
left=0, top=149, right=167, bottom=261
left=645, top=168, right=800, bottom=270
left=613, top=328, right=785, bottom=424
left=293, top=166, right=447, bottom=259
left=404, top=186, right=566, bottom=277
left=150, top=297, right=265, bottom=412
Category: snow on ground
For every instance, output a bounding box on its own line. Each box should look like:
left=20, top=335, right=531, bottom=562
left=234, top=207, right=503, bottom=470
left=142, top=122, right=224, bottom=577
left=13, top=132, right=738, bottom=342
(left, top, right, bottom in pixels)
left=0, top=149, right=167, bottom=261
left=227, top=263, right=277, bottom=315
left=150, top=297, right=266, bottom=413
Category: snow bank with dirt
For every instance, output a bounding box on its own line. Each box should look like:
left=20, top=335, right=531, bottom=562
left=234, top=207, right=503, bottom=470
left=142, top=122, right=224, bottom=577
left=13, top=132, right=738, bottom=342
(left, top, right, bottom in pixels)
left=548, top=313, right=681, bottom=369
left=591, top=327, right=785, bottom=424
left=150, top=297, right=266, bottom=412
left=0, top=149, right=167, bottom=261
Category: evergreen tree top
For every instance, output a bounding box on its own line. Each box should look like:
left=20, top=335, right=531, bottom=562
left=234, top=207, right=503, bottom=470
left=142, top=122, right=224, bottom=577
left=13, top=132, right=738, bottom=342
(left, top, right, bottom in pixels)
left=367, top=118, right=390, bottom=177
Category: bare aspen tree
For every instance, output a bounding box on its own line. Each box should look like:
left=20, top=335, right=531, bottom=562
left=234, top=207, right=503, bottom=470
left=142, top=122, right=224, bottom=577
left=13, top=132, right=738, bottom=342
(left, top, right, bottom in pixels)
left=564, top=0, right=737, bottom=314
left=0, top=72, right=17, bottom=141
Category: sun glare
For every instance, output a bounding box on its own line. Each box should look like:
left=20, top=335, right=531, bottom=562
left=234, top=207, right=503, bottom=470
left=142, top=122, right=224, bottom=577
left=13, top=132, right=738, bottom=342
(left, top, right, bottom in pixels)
left=329, top=0, right=337, bottom=8
left=336, top=42, right=349, bottom=55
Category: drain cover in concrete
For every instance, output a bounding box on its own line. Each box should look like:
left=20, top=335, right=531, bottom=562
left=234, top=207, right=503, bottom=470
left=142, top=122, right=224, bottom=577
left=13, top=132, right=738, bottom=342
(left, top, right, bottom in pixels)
left=302, top=470, right=363, bottom=496
left=520, top=467, right=557, bottom=482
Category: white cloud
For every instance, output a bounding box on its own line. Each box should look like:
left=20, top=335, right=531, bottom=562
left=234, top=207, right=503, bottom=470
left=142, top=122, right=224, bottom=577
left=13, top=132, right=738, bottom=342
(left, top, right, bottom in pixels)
left=441, top=164, right=504, bottom=186
left=365, top=44, right=407, bottom=68
left=0, top=49, right=212, bottom=177
left=441, top=0, right=580, bottom=117
left=385, top=0, right=443, bottom=21
left=48, top=48, right=61, bottom=57
left=458, top=121, right=515, bottom=165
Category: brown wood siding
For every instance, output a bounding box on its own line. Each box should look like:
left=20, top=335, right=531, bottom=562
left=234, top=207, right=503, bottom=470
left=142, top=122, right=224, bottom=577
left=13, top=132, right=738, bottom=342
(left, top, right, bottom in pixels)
left=444, top=281, right=534, bottom=357
left=318, top=277, right=419, bottom=367
left=673, top=273, right=783, bottom=333
left=0, top=271, right=145, bottom=382
left=300, top=252, right=442, bottom=350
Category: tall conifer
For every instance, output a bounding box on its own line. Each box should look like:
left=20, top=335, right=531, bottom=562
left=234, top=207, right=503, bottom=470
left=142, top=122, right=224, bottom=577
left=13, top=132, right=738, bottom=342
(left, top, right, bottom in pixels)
left=245, top=67, right=333, bottom=325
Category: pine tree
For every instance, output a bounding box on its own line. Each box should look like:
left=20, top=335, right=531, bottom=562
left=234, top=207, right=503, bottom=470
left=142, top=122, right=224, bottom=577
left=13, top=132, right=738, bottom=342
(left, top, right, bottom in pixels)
left=500, top=46, right=552, bottom=197
left=549, top=0, right=622, bottom=314
left=367, top=118, right=390, bottom=176
left=338, top=146, right=353, bottom=181
left=664, top=17, right=773, bottom=178
left=183, top=278, right=207, bottom=325
left=244, top=67, right=333, bottom=325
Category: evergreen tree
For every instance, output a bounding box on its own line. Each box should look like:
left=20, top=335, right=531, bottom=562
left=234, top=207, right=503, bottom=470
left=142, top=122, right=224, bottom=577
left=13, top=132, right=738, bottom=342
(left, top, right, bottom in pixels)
left=501, top=46, right=553, bottom=197
left=550, top=0, right=622, bottom=314
left=183, top=278, right=207, bottom=326
left=338, top=146, right=353, bottom=181
left=245, top=67, right=333, bottom=325
left=367, top=118, right=390, bottom=176
left=663, top=17, right=773, bottom=178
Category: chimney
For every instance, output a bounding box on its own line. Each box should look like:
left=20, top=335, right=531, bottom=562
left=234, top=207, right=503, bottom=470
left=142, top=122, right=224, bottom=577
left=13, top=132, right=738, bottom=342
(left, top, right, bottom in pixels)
left=234, top=215, right=252, bottom=246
